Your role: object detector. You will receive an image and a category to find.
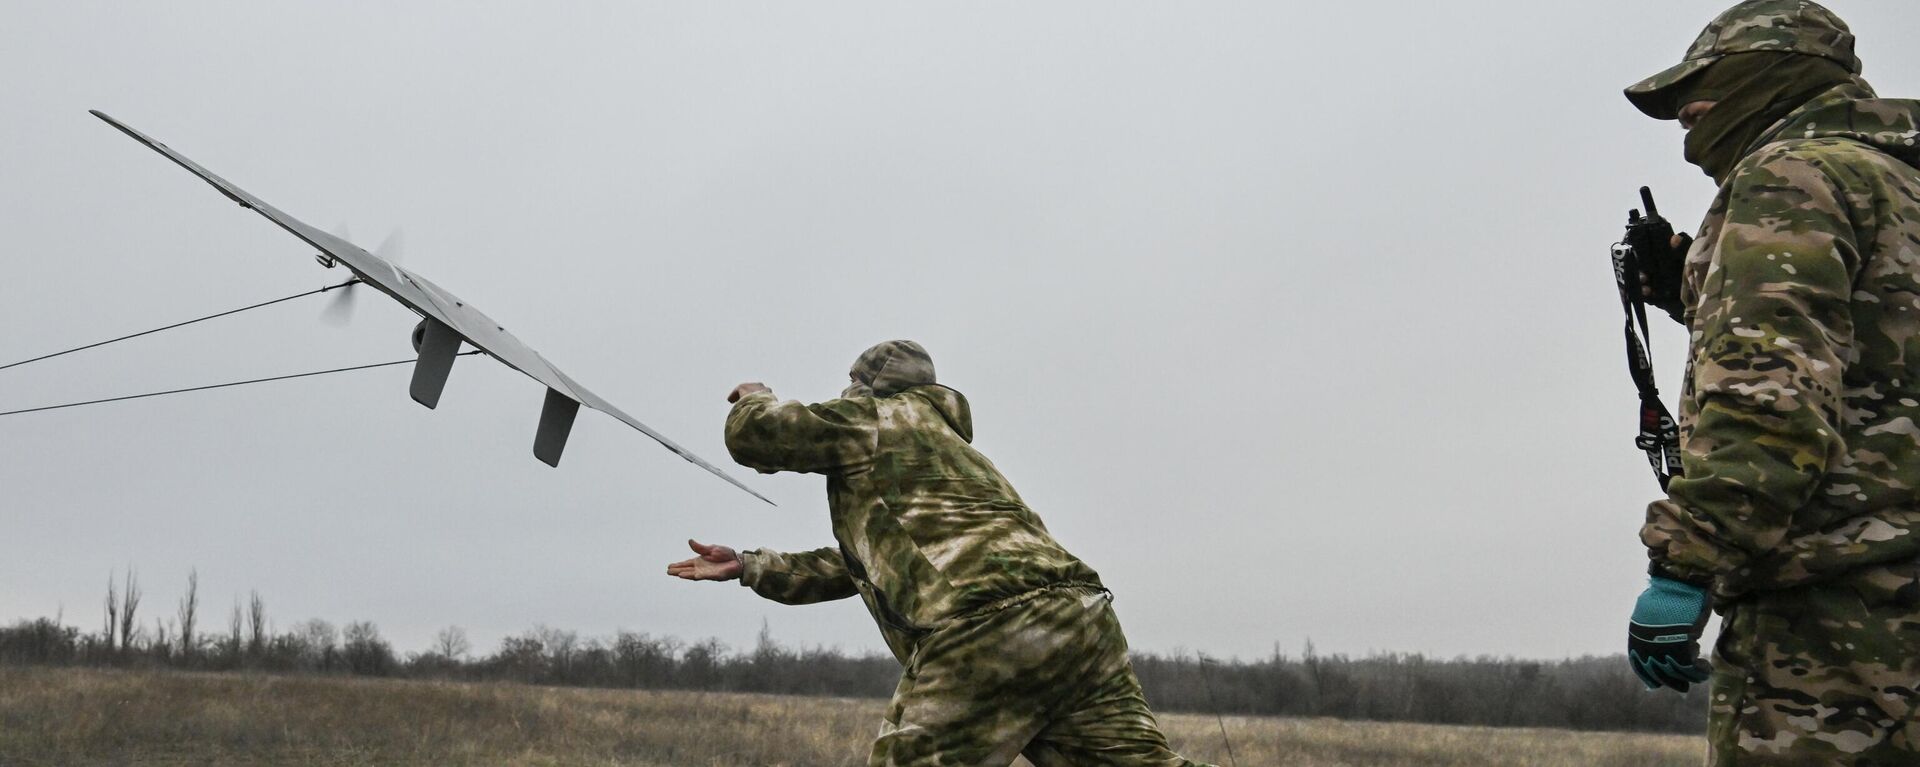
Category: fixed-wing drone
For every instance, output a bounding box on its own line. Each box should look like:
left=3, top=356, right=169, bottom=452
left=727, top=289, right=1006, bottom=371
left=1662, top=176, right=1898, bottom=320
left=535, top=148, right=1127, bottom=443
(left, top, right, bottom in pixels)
left=87, top=110, right=771, bottom=505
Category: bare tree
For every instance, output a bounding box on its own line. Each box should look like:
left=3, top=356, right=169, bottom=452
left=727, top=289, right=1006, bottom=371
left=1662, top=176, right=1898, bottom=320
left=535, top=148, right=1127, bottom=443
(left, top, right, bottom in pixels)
left=116, top=568, right=140, bottom=653
left=246, top=591, right=266, bottom=657
left=176, top=569, right=199, bottom=660
left=227, top=598, right=244, bottom=663
left=433, top=626, right=470, bottom=661
left=102, top=571, right=118, bottom=652
left=297, top=619, right=338, bottom=671
left=538, top=626, right=580, bottom=680
left=150, top=616, right=171, bottom=659
left=341, top=621, right=394, bottom=676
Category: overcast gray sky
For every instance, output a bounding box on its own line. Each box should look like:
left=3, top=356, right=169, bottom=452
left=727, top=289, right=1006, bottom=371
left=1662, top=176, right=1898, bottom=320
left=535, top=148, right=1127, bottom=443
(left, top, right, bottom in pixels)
left=6, top=1, right=1919, bottom=663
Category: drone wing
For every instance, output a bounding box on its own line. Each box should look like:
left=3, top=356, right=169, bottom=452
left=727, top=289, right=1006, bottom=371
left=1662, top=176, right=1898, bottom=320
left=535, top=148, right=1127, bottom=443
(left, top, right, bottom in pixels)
left=90, top=110, right=772, bottom=506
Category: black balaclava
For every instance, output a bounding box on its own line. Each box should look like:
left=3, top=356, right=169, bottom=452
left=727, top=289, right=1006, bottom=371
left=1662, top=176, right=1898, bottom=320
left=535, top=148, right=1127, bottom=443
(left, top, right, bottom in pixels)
left=1677, top=51, right=1854, bottom=183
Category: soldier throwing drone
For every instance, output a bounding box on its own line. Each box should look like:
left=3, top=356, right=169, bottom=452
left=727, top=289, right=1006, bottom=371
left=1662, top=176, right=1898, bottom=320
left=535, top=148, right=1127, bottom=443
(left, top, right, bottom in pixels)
left=1617, top=1, right=1920, bottom=764
left=669, top=341, right=1216, bottom=767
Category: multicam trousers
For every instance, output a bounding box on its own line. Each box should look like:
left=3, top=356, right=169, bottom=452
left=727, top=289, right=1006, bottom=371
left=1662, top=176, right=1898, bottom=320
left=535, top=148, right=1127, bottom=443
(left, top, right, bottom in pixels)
left=1709, top=559, right=1920, bottom=766
left=868, top=585, right=1213, bottom=767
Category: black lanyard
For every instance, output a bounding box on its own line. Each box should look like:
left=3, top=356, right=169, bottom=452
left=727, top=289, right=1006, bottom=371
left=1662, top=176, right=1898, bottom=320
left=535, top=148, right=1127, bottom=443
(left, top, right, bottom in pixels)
left=1611, top=241, right=1684, bottom=490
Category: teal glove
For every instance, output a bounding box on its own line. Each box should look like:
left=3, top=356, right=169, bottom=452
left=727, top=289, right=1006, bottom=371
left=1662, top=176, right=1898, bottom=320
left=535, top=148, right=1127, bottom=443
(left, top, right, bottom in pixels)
left=1627, top=574, right=1712, bottom=692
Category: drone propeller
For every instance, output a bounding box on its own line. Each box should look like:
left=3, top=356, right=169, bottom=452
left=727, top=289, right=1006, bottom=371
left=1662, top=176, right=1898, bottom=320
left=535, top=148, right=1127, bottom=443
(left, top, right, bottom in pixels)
left=320, top=227, right=404, bottom=326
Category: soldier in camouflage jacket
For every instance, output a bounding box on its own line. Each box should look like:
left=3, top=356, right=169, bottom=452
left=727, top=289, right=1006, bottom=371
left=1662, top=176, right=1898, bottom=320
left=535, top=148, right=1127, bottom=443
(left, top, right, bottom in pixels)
left=1623, top=2, right=1920, bottom=763
left=670, top=341, right=1212, bottom=766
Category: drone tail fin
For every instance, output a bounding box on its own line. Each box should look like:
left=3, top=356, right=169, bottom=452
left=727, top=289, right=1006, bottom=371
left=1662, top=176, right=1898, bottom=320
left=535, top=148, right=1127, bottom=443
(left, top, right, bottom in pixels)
left=409, top=318, right=462, bottom=409
left=534, top=389, right=581, bottom=467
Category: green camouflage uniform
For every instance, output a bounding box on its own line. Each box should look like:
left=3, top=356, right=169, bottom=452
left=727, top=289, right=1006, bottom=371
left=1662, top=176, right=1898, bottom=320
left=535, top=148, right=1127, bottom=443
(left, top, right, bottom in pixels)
left=727, top=341, right=1211, bottom=767
left=1626, top=3, right=1920, bottom=763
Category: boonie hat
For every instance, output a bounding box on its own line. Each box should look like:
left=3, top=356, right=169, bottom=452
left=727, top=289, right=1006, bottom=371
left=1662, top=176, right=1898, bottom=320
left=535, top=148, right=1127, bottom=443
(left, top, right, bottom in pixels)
left=1625, top=0, right=1859, bottom=120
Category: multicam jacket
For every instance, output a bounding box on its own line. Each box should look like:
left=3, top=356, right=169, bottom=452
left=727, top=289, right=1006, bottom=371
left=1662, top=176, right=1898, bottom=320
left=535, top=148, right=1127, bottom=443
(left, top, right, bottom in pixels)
left=725, top=385, right=1104, bottom=662
left=1644, top=80, right=1920, bottom=599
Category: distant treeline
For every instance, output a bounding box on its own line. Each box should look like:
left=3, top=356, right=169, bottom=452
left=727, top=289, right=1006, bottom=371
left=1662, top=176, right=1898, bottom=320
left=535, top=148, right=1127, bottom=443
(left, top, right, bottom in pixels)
left=1133, top=646, right=1704, bottom=733
left=0, top=569, right=1705, bottom=734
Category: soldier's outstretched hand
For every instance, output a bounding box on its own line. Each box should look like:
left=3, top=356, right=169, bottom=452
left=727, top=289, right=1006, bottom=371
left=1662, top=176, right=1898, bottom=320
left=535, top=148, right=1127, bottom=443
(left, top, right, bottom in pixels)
left=667, top=539, right=744, bottom=582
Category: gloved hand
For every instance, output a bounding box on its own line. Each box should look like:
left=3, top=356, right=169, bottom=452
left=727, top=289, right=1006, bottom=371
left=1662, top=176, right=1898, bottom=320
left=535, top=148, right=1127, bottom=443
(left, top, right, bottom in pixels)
left=1627, top=573, right=1712, bottom=692
left=1635, top=232, right=1693, bottom=324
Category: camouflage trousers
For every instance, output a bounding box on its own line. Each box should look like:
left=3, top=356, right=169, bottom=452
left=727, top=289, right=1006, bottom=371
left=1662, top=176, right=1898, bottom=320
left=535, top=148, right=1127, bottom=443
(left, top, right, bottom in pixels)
left=1707, top=559, right=1920, bottom=766
left=868, top=584, right=1213, bottom=767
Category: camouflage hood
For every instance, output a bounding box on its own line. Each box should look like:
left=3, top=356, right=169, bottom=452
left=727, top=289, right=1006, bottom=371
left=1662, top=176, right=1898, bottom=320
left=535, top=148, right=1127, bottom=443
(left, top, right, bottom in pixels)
left=841, top=339, right=972, bottom=441
left=899, top=384, right=973, bottom=444
left=1759, top=82, right=1920, bottom=171
left=842, top=340, right=937, bottom=398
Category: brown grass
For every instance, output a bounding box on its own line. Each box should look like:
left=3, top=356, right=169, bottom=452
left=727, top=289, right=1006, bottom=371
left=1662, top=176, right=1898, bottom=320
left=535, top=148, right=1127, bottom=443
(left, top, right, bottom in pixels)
left=0, top=666, right=1702, bottom=766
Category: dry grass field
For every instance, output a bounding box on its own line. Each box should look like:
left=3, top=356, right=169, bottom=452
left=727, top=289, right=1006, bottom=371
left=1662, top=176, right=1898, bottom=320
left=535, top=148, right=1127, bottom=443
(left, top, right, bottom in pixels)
left=0, top=666, right=1703, bottom=766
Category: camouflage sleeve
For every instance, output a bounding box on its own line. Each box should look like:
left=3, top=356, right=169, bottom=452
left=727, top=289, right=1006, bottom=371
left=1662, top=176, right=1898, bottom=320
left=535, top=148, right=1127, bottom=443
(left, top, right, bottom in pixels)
left=1641, top=151, right=1857, bottom=588
left=738, top=547, right=858, bottom=605
left=724, top=391, right=877, bottom=475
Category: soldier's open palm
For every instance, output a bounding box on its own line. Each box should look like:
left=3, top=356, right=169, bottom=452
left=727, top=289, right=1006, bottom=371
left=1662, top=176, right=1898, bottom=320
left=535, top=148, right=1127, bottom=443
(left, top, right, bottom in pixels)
left=666, top=539, right=744, bottom=581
